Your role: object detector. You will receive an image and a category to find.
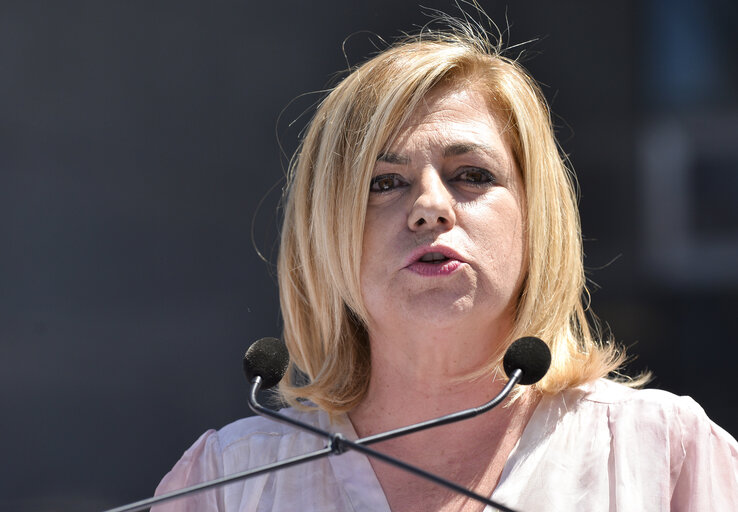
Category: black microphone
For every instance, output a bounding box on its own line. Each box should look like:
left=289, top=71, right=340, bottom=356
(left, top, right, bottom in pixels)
left=103, top=336, right=550, bottom=512
left=503, top=336, right=551, bottom=385
left=243, top=336, right=289, bottom=389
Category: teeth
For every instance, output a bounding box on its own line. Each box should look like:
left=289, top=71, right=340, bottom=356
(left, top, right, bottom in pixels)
left=419, top=252, right=448, bottom=262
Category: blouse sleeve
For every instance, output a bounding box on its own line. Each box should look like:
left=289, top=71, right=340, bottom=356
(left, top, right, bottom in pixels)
left=670, top=397, right=738, bottom=511
left=151, top=429, right=225, bottom=512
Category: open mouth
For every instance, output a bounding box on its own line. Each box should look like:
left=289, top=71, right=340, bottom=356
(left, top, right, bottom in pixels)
left=404, top=246, right=464, bottom=276
left=407, top=249, right=463, bottom=276
left=417, top=252, right=451, bottom=264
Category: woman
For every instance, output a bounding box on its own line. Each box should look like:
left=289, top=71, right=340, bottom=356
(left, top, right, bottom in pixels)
left=154, top=21, right=738, bottom=511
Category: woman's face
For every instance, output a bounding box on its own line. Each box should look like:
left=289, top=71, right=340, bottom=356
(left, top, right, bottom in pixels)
left=359, top=85, right=526, bottom=342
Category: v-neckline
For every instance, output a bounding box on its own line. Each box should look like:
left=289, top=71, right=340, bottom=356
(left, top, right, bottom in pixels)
left=321, top=396, right=549, bottom=512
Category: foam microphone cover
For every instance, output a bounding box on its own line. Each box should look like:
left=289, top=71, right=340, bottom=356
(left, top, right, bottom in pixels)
left=243, top=337, right=290, bottom=389
left=503, top=336, right=551, bottom=385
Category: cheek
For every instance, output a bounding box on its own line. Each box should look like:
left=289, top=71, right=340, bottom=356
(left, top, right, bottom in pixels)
left=361, top=201, right=408, bottom=266
left=360, top=211, right=391, bottom=300
left=358, top=251, right=394, bottom=328
left=502, top=210, right=527, bottom=292
left=360, top=214, right=382, bottom=281
left=470, top=201, right=526, bottom=284
left=487, top=230, right=524, bottom=284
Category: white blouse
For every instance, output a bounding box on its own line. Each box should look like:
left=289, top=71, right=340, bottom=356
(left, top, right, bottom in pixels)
left=153, top=379, right=738, bottom=511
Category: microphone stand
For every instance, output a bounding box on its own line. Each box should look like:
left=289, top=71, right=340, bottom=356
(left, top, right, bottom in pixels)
left=103, top=370, right=522, bottom=512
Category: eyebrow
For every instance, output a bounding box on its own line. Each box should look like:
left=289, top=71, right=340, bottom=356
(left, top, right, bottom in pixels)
left=376, top=142, right=503, bottom=165
left=443, top=142, right=497, bottom=158
left=376, top=152, right=410, bottom=165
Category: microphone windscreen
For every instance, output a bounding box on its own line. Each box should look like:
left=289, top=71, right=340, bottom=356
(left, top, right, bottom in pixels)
left=503, top=336, right=551, bottom=385
left=243, top=337, right=289, bottom=389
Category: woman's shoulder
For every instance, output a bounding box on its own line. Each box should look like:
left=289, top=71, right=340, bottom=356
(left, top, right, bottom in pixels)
left=507, top=378, right=738, bottom=509
left=154, top=407, right=332, bottom=496
left=557, top=378, right=737, bottom=451
left=577, top=378, right=701, bottom=412
left=203, top=406, right=329, bottom=456
left=565, top=379, right=705, bottom=423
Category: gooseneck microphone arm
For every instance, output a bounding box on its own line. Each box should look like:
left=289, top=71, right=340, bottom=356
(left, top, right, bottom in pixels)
left=357, top=368, right=523, bottom=445
left=247, top=374, right=520, bottom=512
left=247, top=372, right=525, bottom=447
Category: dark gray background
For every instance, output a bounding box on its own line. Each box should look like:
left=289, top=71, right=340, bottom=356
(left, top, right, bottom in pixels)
left=2, top=1, right=737, bottom=510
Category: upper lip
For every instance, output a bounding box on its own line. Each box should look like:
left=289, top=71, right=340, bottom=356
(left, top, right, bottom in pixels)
left=404, top=245, right=466, bottom=267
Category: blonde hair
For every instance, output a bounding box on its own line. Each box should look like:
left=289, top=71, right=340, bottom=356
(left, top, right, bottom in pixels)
left=277, top=22, right=639, bottom=413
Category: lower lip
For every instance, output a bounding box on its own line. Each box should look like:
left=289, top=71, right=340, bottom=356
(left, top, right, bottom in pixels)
left=405, top=259, right=463, bottom=276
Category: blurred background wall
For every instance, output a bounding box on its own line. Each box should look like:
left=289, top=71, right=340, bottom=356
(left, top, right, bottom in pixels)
left=1, top=1, right=736, bottom=510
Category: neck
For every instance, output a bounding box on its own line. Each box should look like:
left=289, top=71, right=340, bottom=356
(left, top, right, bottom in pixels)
left=349, top=320, right=516, bottom=436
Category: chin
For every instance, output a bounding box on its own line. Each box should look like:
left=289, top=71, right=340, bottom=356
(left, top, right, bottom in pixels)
left=424, top=283, right=520, bottom=323
left=402, top=292, right=491, bottom=325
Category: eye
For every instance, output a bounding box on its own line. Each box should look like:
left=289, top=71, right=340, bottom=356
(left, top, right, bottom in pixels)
left=369, top=173, right=407, bottom=193
left=453, top=167, right=496, bottom=186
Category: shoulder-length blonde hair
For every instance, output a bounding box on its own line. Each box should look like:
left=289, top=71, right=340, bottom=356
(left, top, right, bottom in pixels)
left=277, top=24, right=636, bottom=413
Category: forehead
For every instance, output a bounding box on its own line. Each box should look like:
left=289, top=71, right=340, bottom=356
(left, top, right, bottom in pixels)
left=378, top=86, right=515, bottom=169
left=386, top=85, right=509, bottom=154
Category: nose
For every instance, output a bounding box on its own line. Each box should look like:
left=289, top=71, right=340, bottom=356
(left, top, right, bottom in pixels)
left=407, top=170, right=456, bottom=232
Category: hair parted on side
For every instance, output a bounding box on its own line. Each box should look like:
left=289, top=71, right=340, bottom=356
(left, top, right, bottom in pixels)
left=277, top=14, right=645, bottom=414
